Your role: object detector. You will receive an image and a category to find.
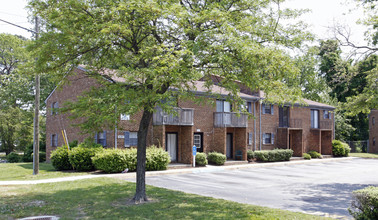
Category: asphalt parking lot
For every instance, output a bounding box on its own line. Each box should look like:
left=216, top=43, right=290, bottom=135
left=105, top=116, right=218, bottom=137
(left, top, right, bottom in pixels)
left=124, top=158, right=378, bottom=218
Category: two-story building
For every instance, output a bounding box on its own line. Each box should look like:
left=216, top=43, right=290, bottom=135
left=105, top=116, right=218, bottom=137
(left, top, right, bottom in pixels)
left=369, top=110, right=378, bottom=153
left=46, top=66, right=335, bottom=164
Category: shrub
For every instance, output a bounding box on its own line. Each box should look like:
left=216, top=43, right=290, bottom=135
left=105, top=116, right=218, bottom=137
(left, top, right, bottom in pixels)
left=254, top=149, right=293, bottom=162
left=22, top=143, right=34, bottom=162
left=332, top=140, right=351, bottom=157
left=69, top=147, right=103, bottom=171
left=69, top=140, right=79, bottom=148
left=308, top=151, right=322, bottom=159
left=92, top=148, right=137, bottom=173
left=349, top=186, right=378, bottom=220
left=146, top=146, right=170, bottom=171
left=207, top=152, right=226, bottom=165
left=355, top=147, right=363, bottom=153
left=195, top=152, right=208, bottom=166
left=247, top=150, right=255, bottom=160
left=78, top=139, right=103, bottom=149
left=51, top=146, right=72, bottom=170
left=6, top=152, right=20, bottom=163
left=303, top=153, right=311, bottom=160
left=31, top=152, right=46, bottom=162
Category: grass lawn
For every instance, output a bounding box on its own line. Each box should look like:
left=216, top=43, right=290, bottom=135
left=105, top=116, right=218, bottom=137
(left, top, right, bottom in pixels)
left=0, top=178, right=328, bottom=220
left=0, top=162, right=90, bottom=181
left=350, top=152, right=378, bottom=158
left=0, top=152, right=6, bottom=160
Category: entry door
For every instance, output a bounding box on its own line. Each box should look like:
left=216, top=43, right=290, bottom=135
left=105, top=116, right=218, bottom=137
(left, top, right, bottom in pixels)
left=194, top=133, right=203, bottom=152
left=226, top=133, right=233, bottom=159
left=166, top=133, right=178, bottom=162
left=279, top=107, right=289, bottom=127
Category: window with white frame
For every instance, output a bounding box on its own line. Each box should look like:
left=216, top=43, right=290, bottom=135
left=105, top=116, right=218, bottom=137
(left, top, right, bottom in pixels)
left=125, top=131, right=138, bottom=147
left=51, top=102, right=59, bottom=115
left=120, top=114, right=130, bottom=121
left=262, top=104, right=274, bottom=115
left=95, top=131, right=106, bottom=146
left=51, top=134, right=58, bottom=147
left=216, top=100, right=231, bottom=112
left=248, top=132, right=253, bottom=145
left=247, top=102, right=252, bottom=113
left=311, top=109, right=319, bottom=128
left=263, top=133, right=274, bottom=144
left=323, top=110, right=330, bottom=119
left=194, top=134, right=202, bottom=149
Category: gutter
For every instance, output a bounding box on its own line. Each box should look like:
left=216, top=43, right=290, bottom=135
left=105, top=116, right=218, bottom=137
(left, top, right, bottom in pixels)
left=253, top=101, right=256, bottom=151
left=259, top=99, right=262, bottom=151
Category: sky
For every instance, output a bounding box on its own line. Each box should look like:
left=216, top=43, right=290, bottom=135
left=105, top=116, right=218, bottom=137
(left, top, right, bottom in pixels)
left=0, top=0, right=369, bottom=53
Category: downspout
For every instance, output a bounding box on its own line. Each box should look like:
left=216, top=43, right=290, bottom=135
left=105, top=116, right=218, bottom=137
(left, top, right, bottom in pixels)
left=115, top=106, right=118, bottom=149
left=259, top=100, right=262, bottom=151
left=333, top=111, right=335, bottom=140
left=253, top=101, right=256, bottom=151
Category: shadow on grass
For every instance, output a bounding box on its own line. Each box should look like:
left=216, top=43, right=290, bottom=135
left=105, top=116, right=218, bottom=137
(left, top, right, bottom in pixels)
left=17, top=163, right=57, bottom=173
left=0, top=178, right=314, bottom=220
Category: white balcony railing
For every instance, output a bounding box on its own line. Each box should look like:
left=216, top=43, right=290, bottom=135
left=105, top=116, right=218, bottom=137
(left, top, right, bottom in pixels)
left=214, top=112, right=248, bottom=128
left=153, top=107, right=194, bottom=126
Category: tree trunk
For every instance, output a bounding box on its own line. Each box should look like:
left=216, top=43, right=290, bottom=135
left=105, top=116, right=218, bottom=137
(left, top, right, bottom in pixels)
left=132, top=107, right=153, bottom=203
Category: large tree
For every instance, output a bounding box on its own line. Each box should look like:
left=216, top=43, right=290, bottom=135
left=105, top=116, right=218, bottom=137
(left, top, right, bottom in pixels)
left=29, top=0, right=311, bottom=202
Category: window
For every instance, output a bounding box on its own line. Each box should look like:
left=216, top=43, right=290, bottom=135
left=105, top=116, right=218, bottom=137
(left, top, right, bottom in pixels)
left=51, top=134, right=58, bottom=147
left=194, top=134, right=202, bottom=149
left=373, top=117, right=375, bottom=125
left=120, top=114, right=130, bottom=121
left=247, top=102, right=252, bottom=113
left=323, top=110, right=330, bottom=119
left=311, top=110, right=319, bottom=128
left=248, top=132, right=253, bottom=145
left=51, top=102, right=59, bottom=115
left=125, top=131, right=138, bottom=147
left=95, top=131, right=107, bottom=146
left=263, top=133, right=274, bottom=144
left=216, top=100, right=231, bottom=112
left=373, top=138, right=376, bottom=146
left=262, top=104, right=274, bottom=115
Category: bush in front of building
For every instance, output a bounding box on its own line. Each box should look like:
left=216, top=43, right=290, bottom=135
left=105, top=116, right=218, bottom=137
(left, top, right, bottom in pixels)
left=254, top=149, right=293, bottom=162
left=207, top=152, right=226, bottom=165
left=6, top=152, right=20, bottom=163
left=195, top=152, right=208, bottom=166
left=146, top=145, right=170, bottom=171
left=303, top=153, right=311, bottom=160
left=92, top=148, right=137, bottom=173
left=78, top=138, right=103, bottom=149
left=308, top=150, right=322, bottom=159
left=51, top=146, right=72, bottom=170
left=69, top=147, right=103, bottom=171
left=349, top=186, right=378, bottom=220
left=247, top=150, right=255, bottom=160
left=332, top=140, right=351, bottom=157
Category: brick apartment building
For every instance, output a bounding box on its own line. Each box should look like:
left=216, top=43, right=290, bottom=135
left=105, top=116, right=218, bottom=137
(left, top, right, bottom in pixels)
left=46, top=66, right=335, bottom=164
left=369, top=109, right=378, bottom=153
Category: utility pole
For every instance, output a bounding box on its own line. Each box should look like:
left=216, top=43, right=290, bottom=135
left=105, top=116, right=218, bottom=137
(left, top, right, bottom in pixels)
left=33, top=16, right=40, bottom=175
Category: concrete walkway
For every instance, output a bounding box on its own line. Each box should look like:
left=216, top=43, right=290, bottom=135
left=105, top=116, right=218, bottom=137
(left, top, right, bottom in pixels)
left=0, top=157, right=355, bottom=185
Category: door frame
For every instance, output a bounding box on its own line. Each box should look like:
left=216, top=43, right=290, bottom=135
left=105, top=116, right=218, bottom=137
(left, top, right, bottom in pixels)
left=226, top=133, right=233, bottom=159
left=166, top=132, right=178, bottom=162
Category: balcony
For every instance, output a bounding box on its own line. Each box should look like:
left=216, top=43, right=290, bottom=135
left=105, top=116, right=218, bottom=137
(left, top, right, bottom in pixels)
left=214, top=112, right=248, bottom=128
left=279, top=118, right=302, bottom=128
left=320, top=120, right=332, bottom=130
left=153, top=107, right=194, bottom=126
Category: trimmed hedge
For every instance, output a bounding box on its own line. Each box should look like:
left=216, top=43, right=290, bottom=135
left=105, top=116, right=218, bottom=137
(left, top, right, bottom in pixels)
left=247, top=150, right=255, bottom=160
left=349, top=186, right=378, bottom=220
left=303, top=153, right=311, bottom=160
left=6, top=152, right=20, bottom=163
left=207, top=152, right=226, bottom=165
left=69, top=147, right=103, bottom=171
left=308, top=151, right=322, bottom=159
left=254, top=149, right=293, bottom=162
left=92, top=148, right=137, bottom=173
left=146, top=146, right=170, bottom=171
left=195, top=152, right=208, bottom=166
left=332, top=140, right=351, bottom=157
left=51, top=146, right=72, bottom=170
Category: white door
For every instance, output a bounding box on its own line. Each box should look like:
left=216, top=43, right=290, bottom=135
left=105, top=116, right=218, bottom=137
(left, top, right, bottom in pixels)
left=166, top=133, right=177, bottom=162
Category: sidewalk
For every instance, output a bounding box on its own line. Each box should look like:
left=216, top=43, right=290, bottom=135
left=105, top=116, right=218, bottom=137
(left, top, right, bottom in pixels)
left=0, top=157, right=355, bottom=185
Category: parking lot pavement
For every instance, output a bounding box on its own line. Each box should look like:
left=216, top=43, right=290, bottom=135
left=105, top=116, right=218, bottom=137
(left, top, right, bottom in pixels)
left=123, top=158, right=378, bottom=218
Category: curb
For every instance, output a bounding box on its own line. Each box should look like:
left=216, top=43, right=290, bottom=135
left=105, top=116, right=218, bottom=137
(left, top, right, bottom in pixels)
left=0, top=157, right=357, bottom=185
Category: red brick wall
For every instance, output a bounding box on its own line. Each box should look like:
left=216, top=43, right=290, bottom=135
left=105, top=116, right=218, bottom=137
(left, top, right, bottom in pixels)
left=369, top=110, right=378, bottom=153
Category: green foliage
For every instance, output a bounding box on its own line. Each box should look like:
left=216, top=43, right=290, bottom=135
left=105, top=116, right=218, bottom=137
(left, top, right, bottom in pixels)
left=195, top=152, right=208, bottom=166
left=355, top=147, right=363, bottom=153
left=254, top=149, right=293, bottom=162
left=78, top=139, right=103, bottom=149
left=69, top=140, right=79, bottom=148
left=332, top=140, right=351, bottom=157
left=69, top=147, right=103, bottom=171
left=308, top=151, right=322, bottom=159
left=50, top=146, right=72, bottom=170
left=207, top=152, right=226, bottom=165
left=22, top=143, right=34, bottom=162
left=6, top=152, right=20, bottom=163
left=303, top=153, right=311, bottom=160
left=247, top=150, right=255, bottom=160
left=92, top=148, right=137, bottom=173
left=349, top=186, right=378, bottom=220
left=146, top=146, right=170, bottom=171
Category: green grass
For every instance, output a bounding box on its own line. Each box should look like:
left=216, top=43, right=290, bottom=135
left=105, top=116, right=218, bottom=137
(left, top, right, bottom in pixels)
left=0, top=152, right=6, bottom=160
left=350, top=152, right=378, bottom=158
left=0, top=162, right=90, bottom=181
left=0, top=178, right=328, bottom=220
